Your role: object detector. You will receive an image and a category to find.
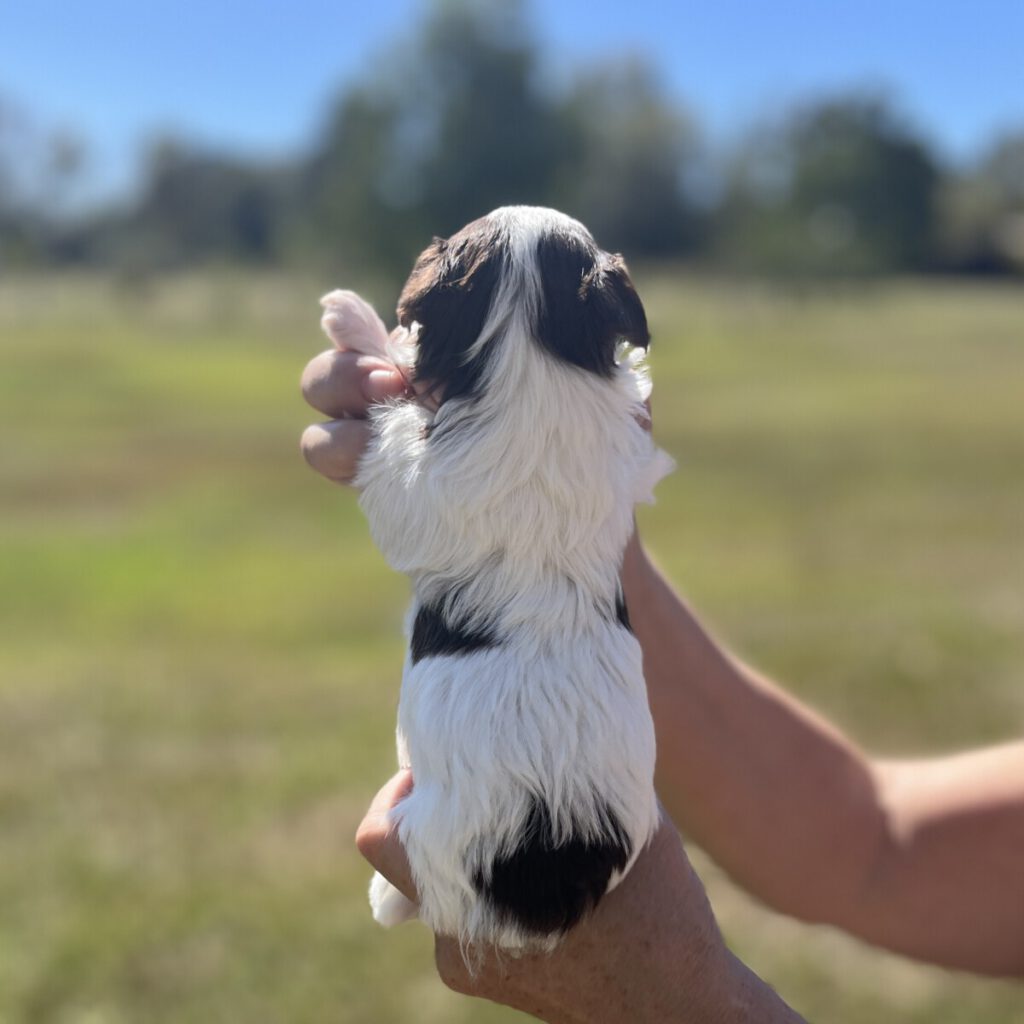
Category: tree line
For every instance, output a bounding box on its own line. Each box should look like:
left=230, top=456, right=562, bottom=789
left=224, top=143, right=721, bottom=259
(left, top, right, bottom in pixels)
left=2, top=1, right=1022, bottom=280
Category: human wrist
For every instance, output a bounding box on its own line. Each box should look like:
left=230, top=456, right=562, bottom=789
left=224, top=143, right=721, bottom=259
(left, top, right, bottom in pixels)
left=639, top=944, right=804, bottom=1024
left=717, top=952, right=807, bottom=1024
left=621, top=527, right=654, bottom=595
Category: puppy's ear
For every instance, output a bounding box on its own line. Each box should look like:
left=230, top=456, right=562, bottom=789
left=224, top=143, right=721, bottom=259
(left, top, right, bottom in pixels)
left=582, top=252, right=650, bottom=351
left=397, top=226, right=505, bottom=404
left=396, top=237, right=448, bottom=328
left=536, top=246, right=649, bottom=377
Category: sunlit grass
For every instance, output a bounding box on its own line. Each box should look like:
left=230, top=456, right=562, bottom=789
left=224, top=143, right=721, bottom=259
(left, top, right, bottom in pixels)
left=1, top=272, right=1022, bottom=1022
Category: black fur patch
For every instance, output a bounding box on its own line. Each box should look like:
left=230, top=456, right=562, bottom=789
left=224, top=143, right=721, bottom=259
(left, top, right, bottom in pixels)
left=397, top=219, right=508, bottom=404
left=615, top=588, right=632, bottom=632
left=410, top=601, right=498, bottom=664
left=474, top=797, right=631, bottom=936
left=535, top=228, right=650, bottom=377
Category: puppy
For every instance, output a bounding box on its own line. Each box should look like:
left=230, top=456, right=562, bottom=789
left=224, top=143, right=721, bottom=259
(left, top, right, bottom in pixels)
left=323, top=206, right=673, bottom=951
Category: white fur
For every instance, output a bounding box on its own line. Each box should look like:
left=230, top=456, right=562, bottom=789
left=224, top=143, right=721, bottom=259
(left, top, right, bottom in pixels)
left=353, top=207, right=673, bottom=949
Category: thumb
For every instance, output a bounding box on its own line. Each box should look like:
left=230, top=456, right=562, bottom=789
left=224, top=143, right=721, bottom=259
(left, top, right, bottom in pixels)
left=354, top=770, right=417, bottom=900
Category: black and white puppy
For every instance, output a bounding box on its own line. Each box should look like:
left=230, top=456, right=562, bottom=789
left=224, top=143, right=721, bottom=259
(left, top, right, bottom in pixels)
left=339, top=206, right=673, bottom=950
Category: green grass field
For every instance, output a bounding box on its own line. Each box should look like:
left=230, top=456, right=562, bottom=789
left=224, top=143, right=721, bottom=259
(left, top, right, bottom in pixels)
left=1, top=271, right=1022, bottom=1023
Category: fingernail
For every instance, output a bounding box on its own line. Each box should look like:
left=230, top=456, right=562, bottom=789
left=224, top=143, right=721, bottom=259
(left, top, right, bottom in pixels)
left=363, top=369, right=403, bottom=402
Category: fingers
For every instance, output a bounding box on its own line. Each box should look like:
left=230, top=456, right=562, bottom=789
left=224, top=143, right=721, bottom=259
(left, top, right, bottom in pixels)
left=301, top=349, right=406, bottom=419
left=300, top=350, right=407, bottom=484
left=300, top=419, right=372, bottom=484
left=355, top=770, right=417, bottom=901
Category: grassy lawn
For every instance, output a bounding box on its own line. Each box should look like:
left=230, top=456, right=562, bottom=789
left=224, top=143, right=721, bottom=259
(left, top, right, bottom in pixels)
left=1, top=271, right=1021, bottom=1023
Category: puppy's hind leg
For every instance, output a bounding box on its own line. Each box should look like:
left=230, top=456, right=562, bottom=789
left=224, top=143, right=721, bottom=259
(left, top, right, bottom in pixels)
left=369, top=870, right=418, bottom=927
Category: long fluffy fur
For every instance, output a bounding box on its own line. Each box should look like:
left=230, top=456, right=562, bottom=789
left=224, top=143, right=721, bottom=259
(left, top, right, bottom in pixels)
left=350, top=206, right=673, bottom=950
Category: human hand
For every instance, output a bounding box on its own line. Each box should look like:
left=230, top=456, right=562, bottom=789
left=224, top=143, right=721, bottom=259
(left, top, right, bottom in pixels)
left=299, top=348, right=407, bottom=484
left=356, top=773, right=800, bottom=1024
left=301, top=339, right=653, bottom=484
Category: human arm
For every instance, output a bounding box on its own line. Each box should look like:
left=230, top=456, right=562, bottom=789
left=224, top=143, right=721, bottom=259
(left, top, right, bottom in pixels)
left=622, top=535, right=1024, bottom=976
left=356, top=772, right=806, bottom=1024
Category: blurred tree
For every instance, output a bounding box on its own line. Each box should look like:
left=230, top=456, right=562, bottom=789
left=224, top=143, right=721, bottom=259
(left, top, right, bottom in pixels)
left=94, top=138, right=294, bottom=268
left=0, top=96, right=33, bottom=207
left=938, top=130, right=1024, bottom=273
left=43, top=130, right=87, bottom=215
left=303, top=0, right=703, bottom=280
left=0, top=95, right=42, bottom=266
left=303, top=0, right=574, bottom=280
left=413, top=0, right=570, bottom=233
left=554, top=58, right=704, bottom=257
left=7, top=10, right=1020, bottom=280
left=718, top=96, right=941, bottom=275
left=301, top=84, right=426, bottom=280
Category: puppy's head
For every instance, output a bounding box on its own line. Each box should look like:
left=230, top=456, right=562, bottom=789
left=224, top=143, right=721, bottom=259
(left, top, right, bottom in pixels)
left=397, top=207, right=649, bottom=405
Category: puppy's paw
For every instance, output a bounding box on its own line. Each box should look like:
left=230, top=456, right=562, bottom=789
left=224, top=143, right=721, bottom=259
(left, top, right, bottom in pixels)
left=320, top=290, right=390, bottom=357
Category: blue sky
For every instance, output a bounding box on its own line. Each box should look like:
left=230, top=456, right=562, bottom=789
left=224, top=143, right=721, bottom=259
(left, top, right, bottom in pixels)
left=3, top=0, right=1022, bottom=207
